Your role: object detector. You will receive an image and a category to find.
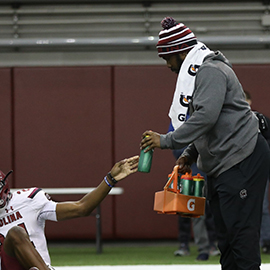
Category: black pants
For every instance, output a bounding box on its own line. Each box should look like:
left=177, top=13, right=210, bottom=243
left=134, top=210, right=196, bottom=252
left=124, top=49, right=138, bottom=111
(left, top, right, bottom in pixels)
left=208, top=133, right=270, bottom=270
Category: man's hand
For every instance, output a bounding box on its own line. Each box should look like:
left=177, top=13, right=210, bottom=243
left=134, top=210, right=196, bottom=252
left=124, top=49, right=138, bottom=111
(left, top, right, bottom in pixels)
left=111, top=155, right=139, bottom=181
left=140, top=130, right=161, bottom=152
left=176, top=156, right=192, bottom=174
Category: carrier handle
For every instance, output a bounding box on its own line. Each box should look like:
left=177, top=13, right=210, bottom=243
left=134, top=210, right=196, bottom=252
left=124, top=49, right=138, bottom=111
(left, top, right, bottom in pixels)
left=164, top=165, right=180, bottom=193
left=164, top=166, right=193, bottom=194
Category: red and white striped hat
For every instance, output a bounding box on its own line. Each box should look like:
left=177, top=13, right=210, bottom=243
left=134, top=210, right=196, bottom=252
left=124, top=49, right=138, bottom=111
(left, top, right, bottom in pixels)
left=156, top=17, right=198, bottom=57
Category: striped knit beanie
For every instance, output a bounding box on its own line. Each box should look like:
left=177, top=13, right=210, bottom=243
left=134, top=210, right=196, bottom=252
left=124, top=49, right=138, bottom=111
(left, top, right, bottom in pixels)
left=157, top=17, right=198, bottom=57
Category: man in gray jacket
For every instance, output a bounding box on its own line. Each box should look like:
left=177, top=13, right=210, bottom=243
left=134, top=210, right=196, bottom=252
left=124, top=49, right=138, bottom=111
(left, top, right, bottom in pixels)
left=141, top=17, right=270, bottom=270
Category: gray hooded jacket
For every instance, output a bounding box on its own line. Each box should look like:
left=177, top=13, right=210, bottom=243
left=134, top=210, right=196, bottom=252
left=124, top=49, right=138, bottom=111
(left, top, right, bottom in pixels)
left=160, top=51, right=258, bottom=177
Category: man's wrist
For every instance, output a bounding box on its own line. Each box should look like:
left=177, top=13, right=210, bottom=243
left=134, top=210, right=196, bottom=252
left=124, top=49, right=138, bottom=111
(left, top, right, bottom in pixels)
left=104, top=176, right=114, bottom=188
left=107, top=172, right=118, bottom=185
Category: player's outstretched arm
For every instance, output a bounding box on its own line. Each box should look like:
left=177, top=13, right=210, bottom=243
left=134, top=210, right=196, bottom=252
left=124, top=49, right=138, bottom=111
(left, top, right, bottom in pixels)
left=56, top=155, right=139, bottom=221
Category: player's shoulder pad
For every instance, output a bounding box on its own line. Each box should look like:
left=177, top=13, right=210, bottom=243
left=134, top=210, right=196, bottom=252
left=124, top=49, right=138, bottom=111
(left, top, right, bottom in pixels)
left=27, top=187, right=43, bottom=199
left=27, top=187, right=52, bottom=201
left=13, top=187, right=50, bottom=200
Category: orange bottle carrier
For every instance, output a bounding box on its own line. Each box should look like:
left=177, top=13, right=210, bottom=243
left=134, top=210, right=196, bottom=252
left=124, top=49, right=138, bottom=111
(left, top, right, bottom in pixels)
left=153, top=165, right=206, bottom=218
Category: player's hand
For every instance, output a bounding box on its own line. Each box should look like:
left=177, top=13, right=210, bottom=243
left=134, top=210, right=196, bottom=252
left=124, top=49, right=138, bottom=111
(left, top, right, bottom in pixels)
left=140, top=130, right=161, bottom=152
left=110, top=155, right=139, bottom=181
left=176, top=156, right=192, bottom=174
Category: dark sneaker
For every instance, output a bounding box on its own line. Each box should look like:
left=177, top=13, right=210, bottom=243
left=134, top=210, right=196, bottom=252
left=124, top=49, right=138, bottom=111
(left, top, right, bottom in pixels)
left=262, top=245, right=270, bottom=254
left=196, top=253, right=209, bottom=261
left=174, top=243, right=190, bottom=256
left=209, top=243, right=221, bottom=256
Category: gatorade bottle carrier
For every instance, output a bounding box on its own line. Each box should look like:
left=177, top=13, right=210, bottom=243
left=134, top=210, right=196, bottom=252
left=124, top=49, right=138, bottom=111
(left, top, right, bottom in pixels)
left=153, top=165, right=206, bottom=218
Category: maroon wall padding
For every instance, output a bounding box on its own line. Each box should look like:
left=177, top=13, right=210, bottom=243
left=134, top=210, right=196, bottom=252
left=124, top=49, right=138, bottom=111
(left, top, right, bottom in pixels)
left=234, top=64, right=270, bottom=117
left=114, top=66, right=178, bottom=239
left=4, top=63, right=270, bottom=241
left=0, top=68, right=13, bottom=186
left=13, top=67, right=114, bottom=239
left=45, top=194, right=114, bottom=240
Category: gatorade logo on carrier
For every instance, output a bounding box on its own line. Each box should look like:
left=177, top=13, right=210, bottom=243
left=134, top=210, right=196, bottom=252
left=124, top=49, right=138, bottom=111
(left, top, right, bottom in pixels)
left=187, top=198, right=195, bottom=211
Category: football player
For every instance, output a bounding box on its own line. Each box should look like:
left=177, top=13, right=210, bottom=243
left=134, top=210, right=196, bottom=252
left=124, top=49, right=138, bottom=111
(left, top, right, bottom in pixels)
left=0, top=155, right=139, bottom=270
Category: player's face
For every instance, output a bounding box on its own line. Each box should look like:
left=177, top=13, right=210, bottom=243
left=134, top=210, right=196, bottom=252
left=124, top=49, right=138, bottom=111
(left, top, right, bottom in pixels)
left=162, top=54, right=184, bottom=74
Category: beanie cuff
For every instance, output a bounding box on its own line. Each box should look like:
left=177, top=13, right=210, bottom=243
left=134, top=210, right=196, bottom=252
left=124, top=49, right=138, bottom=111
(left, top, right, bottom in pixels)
left=157, top=39, right=197, bottom=57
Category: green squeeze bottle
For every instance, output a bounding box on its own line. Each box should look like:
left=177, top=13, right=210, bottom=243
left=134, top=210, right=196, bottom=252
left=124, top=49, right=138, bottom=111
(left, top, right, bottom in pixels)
left=180, top=172, right=194, bottom=195
left=193, top=174, right=205, bottom=197
left=138, top=135, right=153, bottom=173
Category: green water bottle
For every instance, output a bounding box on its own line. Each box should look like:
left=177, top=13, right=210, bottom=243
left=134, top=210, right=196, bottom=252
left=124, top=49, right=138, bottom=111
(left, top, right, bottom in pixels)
left=180, top=172, right=194, bottom=195
left=193, top=173, right=205, bottom=197
left=138, top=136, right=153, bottom=173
